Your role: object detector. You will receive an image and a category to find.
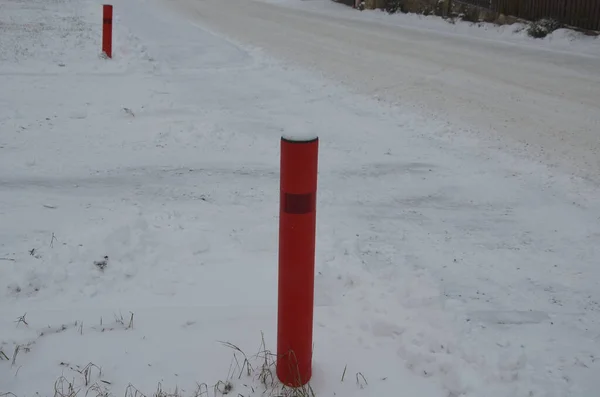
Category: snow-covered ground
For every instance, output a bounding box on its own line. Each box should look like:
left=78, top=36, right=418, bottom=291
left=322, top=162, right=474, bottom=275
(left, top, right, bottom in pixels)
left=1, top=0, right=599, bottom=397
left=260, top=0, right=600, bottom=57
left=172, top=0, right=600, bottom=185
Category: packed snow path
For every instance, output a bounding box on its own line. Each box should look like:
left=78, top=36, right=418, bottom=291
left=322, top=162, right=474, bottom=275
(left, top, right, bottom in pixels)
left=1, top=0, right=599, bottom=396
left=169, top=0, right=600, bottom=183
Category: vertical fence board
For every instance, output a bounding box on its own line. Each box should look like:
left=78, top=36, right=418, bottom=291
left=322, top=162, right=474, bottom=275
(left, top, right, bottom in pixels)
left=542, top=0, right=548, bottom=20
left=443, top=0, right=599, bottom=30
left=588, top=0, right=597, bottom=30
left=556, top=0, right=564, bottom=19
left=591, top=0, right=600, bottom=30
left=578, top=0, right=585, bottom=29
left=565, top=0, right=572, bottom=25
left=541, top=0, right=547, bottom=20
left=577, top=0, right=584, bottom=27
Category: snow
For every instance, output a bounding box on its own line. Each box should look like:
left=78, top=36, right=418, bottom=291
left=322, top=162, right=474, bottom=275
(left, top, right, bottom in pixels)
left=1, top=0, right=600, bottom=397
left=171, top=0, right=600, bottom=186
left=281, top=133, right=319, bottom=142
left=257, top=0, right=600, bottom=58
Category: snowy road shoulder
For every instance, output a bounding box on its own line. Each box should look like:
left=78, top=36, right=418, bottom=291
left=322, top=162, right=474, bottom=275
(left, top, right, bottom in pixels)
left=168, top=0, right=600, bottom=184
left=256, top=0, right=600, bottom=58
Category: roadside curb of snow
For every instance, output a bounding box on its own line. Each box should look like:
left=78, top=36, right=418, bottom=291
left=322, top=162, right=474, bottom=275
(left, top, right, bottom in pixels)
left=324, top=1, right=600, bottom=58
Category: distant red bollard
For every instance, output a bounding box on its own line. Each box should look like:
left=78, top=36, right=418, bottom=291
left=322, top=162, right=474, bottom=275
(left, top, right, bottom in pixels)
left=102, top=5, right=113, bottom=58
left=277, top=135, right=319, bottom=387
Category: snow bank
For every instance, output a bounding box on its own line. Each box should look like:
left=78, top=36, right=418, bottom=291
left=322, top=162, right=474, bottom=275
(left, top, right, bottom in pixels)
left=258, top=0, right=600, bottom=57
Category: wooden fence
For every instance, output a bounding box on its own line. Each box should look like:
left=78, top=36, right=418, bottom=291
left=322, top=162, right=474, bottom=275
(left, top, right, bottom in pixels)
left=334, top=0, right=356, bottom=6
left=457, top=0, right=600, bottom=30
left=455, top=0, right=492, bottom=7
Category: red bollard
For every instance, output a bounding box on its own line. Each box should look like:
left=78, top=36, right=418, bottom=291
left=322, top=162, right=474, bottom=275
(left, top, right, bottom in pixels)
left=102, top=5, right=113, bottom=58
left=277, top=135, right=319, bottom=387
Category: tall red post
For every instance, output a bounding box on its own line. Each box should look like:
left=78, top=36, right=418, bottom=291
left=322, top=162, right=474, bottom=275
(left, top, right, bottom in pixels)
left=277, top=135, right=319, bottom=387
left=102, top=5, right=113, bottom=58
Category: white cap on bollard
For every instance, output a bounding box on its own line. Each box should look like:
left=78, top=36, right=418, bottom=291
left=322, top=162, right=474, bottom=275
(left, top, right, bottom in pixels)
left=281, top=133, right=318, bottom=143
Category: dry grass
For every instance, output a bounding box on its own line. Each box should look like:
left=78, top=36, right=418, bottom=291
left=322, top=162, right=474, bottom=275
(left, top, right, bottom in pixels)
left=2, top=312, right=132, bottom=371
left=1, top=333, right=320, bottom=397
left=218, top=333, right=316, bottom=397
left=1, top=317, right=375, bottom=397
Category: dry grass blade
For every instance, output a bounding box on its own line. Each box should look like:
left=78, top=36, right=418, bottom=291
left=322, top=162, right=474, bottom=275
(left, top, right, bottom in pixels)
left=255, top=346, right=276, bottom=389
left=39, top=323, right=71, bottom=337
left=15, top=313, right=28, bottom=327
left=50, top=233, right=58, bottom=248
left=218, top=341, right=245, bottom=355
left=85, top=382, right=110, bottom=397
left=154, top=383, right=188, bottom=397
left=54, top=376, right=80, bottom=397
left=214, top=380, right=233, bottom=395
left=12, top=345, right=20, bottom=366
left=124, top=384, right=147, bottom=397
left=9, top=340, right=35, bottom=366
left=219, top=341, right=255, bottom=380
left=114, top=313, right=125, bottom=326
left=289, top=355, right=315, bottom=397
left=226, top=352, right=241, bottom=380
left=79, top=363, right=102, bottom=386
left=128, top=312, right=134, bottom=330
left=193, top=383, right=209, bottom=397
left=355, top=372, right=367, bottom=389
left=5, top=333, right=320, bottom=397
